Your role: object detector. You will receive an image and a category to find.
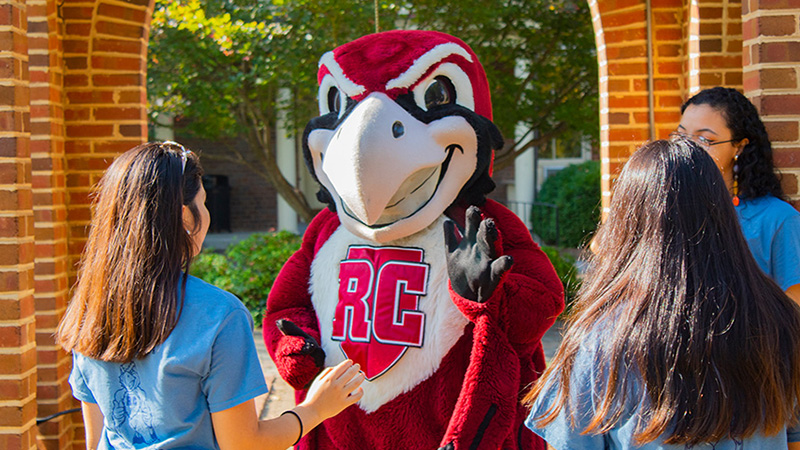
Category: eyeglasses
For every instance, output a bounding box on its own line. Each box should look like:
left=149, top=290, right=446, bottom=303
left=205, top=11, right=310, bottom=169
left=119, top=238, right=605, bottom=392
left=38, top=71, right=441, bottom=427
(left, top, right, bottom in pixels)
left=669, top=131, right=736, bottom=150
left=162, top=140, right=192, bottom=173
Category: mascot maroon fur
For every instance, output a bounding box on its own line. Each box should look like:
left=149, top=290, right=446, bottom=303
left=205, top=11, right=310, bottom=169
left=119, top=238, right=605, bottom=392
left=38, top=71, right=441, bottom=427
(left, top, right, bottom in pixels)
left=264, top=30, right=564, bottom=450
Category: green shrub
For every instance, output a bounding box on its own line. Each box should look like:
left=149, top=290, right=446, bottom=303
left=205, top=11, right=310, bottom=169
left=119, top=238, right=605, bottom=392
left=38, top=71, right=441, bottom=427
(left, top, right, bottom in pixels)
left=190, top=231, right=302, bottom=324
left=540, top=245, right=580, bottom=316
left=532, top=160, right=601, bottom=248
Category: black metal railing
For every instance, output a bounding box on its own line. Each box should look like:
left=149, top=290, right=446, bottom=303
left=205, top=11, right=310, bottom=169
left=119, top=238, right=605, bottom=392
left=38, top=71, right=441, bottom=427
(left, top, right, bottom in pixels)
left=37, top=407, right=81, bottom=425
left=504, top=201, right=560, bottom=247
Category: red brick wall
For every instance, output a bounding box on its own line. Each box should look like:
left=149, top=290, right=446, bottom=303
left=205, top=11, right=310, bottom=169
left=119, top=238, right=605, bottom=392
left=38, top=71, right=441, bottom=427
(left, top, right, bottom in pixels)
left=593, top=0, right=685, bottom=214
left=742, top=0, right=800, bottom=208
left=0, top=1, right=38, bottom=448
left=688, top=0, right=744, bottom=92
left=595, top=0, right=798, bottom=212
left=27, top=0, right=77, bottom=447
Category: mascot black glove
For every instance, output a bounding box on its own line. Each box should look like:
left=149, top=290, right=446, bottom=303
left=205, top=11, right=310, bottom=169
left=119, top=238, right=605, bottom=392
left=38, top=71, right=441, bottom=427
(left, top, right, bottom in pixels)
left=276, top=319, right=326, bottom=369
left=444, top=206, right=513, bottom=303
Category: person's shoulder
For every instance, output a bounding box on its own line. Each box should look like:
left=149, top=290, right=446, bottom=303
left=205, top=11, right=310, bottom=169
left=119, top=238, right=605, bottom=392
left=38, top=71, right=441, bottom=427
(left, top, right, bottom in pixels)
left=752, top=195, right=799, bottom=216
left=739, top=195, right=800, bottom=223
left=558, top=318, right=607, bottom=370
left=183, top=275, right=248, bottom=317
left=760, top=196, right=800, bottom=229
left=185, top=274, right=238, bottom=300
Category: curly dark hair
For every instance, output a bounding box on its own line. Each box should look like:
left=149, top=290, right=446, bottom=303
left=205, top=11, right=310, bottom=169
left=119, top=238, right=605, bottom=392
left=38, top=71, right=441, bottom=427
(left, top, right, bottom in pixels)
left=681, top=87, right=784, bottom=200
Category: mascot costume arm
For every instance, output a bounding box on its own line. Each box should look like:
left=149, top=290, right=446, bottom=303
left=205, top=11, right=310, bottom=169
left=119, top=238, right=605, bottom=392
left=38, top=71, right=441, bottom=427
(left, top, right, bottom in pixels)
left=263, top=210, right=338, bottom=390
left=439, top=203, right=563, bottom=449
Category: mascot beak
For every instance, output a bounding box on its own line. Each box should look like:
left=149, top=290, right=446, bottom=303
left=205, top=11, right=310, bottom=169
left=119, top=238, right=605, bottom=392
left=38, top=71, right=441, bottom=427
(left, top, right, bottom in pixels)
left=309, top=92, right=477, bottom=227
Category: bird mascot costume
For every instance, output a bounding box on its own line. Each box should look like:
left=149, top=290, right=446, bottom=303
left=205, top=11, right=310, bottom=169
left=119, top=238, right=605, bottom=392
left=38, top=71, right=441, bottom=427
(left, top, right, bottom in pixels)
left=264, top=30, right=564, bottom=450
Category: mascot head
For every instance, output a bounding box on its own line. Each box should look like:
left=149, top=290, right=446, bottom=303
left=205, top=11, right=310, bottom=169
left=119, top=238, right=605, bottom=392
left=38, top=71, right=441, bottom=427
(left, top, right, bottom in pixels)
left=303, top=30, right=504, bottom=243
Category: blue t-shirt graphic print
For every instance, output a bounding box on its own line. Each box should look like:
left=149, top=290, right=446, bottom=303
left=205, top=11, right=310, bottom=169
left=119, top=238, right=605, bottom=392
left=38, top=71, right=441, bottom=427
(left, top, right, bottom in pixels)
left=68, top=275, right=268, bottom=449
left=112, top=362, right=158, bottom=445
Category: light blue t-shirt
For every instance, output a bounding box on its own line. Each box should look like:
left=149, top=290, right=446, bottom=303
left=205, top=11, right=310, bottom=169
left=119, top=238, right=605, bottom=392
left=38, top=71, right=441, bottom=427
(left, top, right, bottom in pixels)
left=69, top=275, right=268, bottom=450
left=526, top=326, right=800, bottom=449
left=736, top=195, right=800, bottom=291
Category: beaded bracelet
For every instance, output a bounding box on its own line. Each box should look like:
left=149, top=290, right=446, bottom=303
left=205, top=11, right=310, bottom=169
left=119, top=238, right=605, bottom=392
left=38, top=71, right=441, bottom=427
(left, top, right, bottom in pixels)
left=281, top=410, right=303, bottom=446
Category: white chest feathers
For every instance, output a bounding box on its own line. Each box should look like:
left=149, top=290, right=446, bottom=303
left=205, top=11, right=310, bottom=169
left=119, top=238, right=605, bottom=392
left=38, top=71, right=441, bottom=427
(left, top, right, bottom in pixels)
left=310, top=216, right=469, bottom=413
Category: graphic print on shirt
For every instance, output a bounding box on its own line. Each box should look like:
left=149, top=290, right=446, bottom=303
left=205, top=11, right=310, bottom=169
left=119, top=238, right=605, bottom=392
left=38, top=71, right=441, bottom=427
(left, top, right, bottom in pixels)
left=332, top=245, right=430, bottom=380
left=111, top=362, right=158, bottom=445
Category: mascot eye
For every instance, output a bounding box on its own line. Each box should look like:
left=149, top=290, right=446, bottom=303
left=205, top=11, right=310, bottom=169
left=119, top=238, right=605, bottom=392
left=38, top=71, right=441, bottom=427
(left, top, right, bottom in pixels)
left=318, top=74, right=349, bottom=118
left=412, top=63, right=474, bottom=113
left=424, top=76, right=456, bottom=109
left=327, top=86, right=342, bottom=115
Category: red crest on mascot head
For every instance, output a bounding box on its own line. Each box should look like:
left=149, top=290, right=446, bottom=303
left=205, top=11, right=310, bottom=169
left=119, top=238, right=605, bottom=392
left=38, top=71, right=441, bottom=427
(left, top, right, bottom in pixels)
left=318, top=30, right=494, bottom=121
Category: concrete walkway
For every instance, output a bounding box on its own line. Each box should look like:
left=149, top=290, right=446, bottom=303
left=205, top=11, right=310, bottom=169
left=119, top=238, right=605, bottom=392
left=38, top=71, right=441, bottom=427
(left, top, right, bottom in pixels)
left=253, top=329, right=296, bottom=420
left=253, top=319, right=566, bottom=420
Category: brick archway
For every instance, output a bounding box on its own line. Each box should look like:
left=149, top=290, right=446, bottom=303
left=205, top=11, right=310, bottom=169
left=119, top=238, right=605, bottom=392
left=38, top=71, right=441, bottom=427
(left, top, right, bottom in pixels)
left=1, top=0, right=153, bottom=447
left=592, top=0, right=798, bottom=213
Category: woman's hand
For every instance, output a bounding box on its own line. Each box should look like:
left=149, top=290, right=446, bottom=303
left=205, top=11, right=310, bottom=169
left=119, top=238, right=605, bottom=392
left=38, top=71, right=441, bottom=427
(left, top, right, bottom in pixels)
left=212, top=359, right=364, bottom=450
left=297, top=359, right=365, bottom=425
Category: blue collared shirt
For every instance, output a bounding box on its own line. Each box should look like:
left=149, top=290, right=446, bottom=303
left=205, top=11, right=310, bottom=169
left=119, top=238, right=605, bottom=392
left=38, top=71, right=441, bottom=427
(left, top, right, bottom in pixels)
left=736, top=194, right=800, bottom=291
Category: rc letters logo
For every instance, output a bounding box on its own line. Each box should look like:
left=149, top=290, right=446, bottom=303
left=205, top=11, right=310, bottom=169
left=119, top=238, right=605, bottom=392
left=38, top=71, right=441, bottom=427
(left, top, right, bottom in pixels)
left=332, top=246, right=430, bottom=380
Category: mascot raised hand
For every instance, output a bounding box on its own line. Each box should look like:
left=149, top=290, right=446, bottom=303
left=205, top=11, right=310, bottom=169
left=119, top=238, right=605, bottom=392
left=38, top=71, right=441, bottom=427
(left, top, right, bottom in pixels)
left=264, top=30, right=564, bottom=449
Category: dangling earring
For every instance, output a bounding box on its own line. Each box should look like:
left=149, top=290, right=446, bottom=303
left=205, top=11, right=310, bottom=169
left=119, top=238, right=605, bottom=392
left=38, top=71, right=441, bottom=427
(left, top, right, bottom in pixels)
left=732, top=154, right=740, bottom=206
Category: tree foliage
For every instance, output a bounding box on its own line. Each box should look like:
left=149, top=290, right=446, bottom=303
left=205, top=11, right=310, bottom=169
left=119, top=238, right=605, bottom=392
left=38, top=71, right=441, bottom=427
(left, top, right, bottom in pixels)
left=190, top=231, right=302, bottom=323
left=148, top=0, right=598, bottom=220
left=531, top=160, right=600, bottom=248
left=149, top=0, right=391, bottom=222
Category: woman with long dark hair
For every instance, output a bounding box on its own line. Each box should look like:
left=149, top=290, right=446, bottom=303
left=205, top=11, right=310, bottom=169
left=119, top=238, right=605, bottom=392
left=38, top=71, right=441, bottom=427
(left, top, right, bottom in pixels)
left=57, top=142, right=364, bottom=450
left=675, top=87, right=800, bottom=304
left=524, top=139, right=800, bottom=449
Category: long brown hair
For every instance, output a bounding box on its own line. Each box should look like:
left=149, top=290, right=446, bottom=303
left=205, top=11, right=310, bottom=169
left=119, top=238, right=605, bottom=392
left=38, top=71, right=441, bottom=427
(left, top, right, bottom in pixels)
left=57, top=142, right=203, bottom=362
left=524, top=139, right=800, bottom=445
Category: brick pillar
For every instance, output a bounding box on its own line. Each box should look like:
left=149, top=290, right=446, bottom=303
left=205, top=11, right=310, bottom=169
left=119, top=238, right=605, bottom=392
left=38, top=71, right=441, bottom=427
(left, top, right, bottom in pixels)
left=685, top=0, right=701, bottom=91
left=0, top=1, right=38, bottom=449
left=593, top=0, right=648, bottom=215
left=650, top=0, right=686, bottom=137
left=28, top=0, right=75, bottom=448
left=588, top=0, right=613, bottom=210
left=688, top=0, right=743, bottom=93
left=63, top=0, right=151, bottom=279
left=742, top=0, right=800, bottom=208
left=594, top=0, right=685, bottom=214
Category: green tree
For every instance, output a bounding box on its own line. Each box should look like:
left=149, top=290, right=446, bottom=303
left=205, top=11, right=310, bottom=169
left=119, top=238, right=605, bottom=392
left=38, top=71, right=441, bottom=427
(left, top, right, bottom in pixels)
left=148, top=0, right=598, bottom=219
left=148, top=0, right=393, bottom=222
left=532, top=160, right=600, bottom=247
